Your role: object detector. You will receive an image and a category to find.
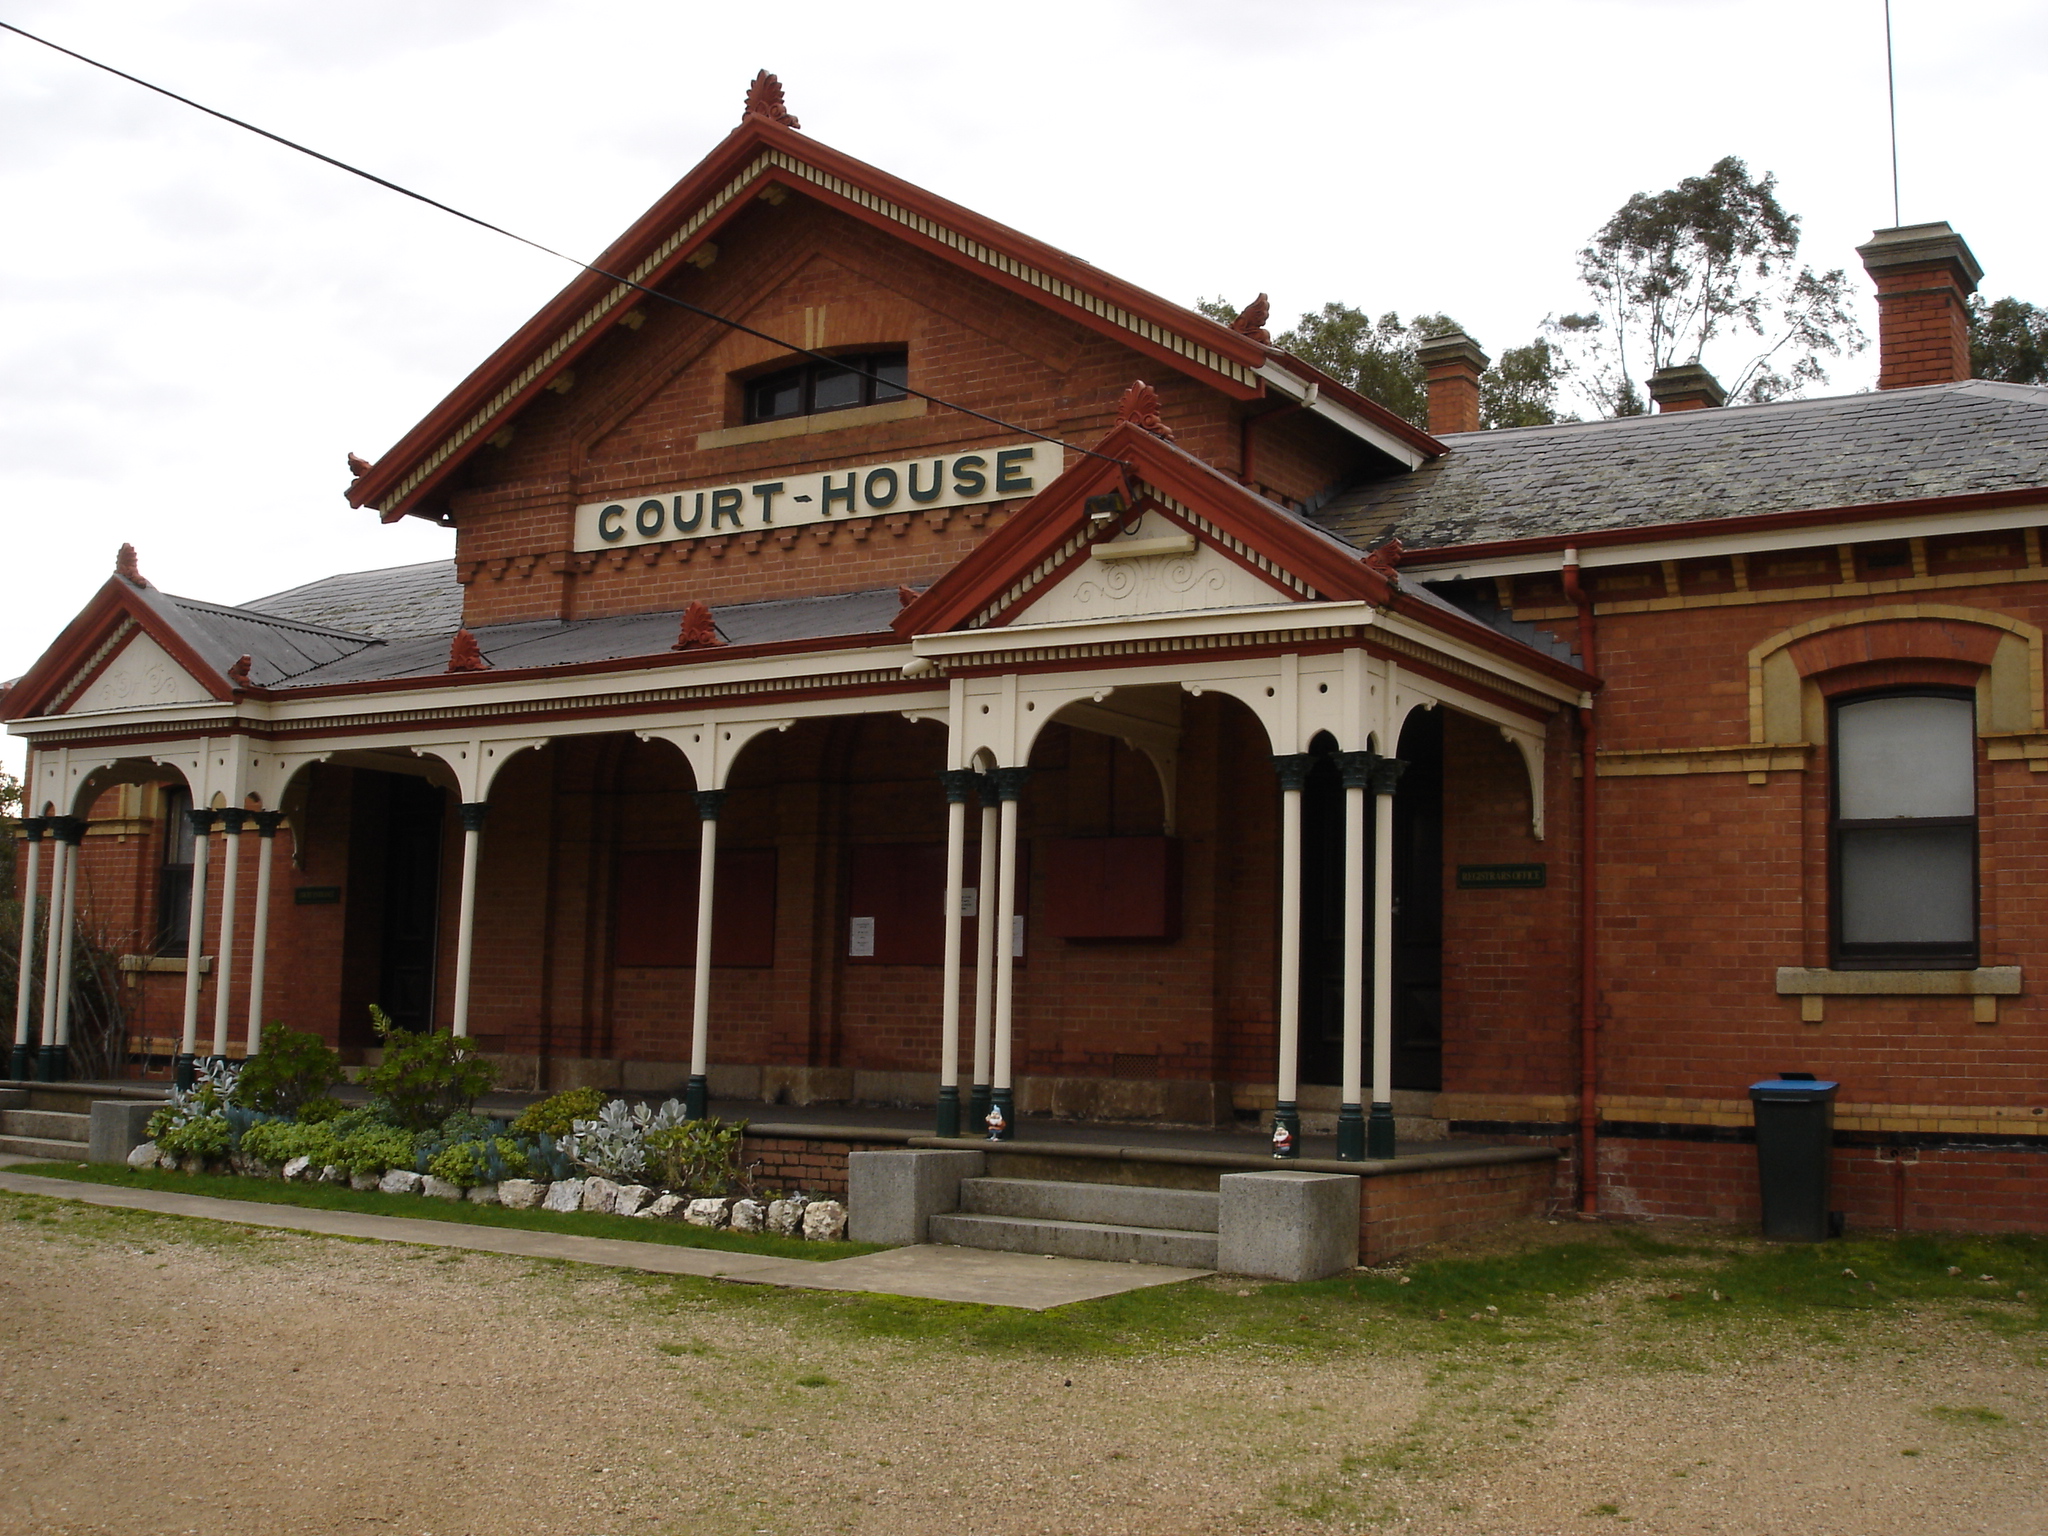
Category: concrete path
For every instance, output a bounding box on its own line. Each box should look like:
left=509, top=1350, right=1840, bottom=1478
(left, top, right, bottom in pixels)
left=0, top=1167, right=1207, bottom=1311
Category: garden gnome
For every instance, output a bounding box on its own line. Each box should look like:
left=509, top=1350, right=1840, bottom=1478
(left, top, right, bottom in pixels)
left=984, top=1103, right=1006, bottom=1141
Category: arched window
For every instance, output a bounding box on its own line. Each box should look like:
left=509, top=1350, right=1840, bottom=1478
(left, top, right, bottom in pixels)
left=1831, top=690, right=1977, bottom=968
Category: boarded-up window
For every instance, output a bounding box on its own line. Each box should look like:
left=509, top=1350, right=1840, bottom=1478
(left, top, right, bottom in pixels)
left=844, top=842, right=1023, bottom=964
left=614, top=848, right=777, bottom=967
left=1043, top=837, right=1181, bottom=941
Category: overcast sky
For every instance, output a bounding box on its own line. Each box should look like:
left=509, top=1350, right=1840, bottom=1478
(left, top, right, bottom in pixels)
left=5, top=0, right=2045, bottom=782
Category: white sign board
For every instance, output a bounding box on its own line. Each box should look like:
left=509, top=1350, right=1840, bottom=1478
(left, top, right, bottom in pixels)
left=573, top=440, right=1063, bottom=552
left=848, top=916, right=876, bottom=958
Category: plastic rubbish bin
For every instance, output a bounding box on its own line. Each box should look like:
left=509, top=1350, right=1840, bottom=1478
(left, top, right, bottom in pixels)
left=1749, top=1076, right=1839, bottom=1241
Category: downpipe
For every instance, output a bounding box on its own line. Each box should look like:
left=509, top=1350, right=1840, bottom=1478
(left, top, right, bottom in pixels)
left=1561, top=549, right=1601, bottom=1217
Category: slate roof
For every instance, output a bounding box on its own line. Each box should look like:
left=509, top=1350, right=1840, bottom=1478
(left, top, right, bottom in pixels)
left=1314, top=379, right=2048, bottom=553
left=136, top=585, right=376, bottom=690
left=266, top=585, right=907, bottom=690
left=246, top=560, right=464, bottom=639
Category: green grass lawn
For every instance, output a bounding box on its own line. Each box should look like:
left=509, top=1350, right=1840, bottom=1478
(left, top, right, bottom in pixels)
left=5, top=1160, right=881, bottom=1262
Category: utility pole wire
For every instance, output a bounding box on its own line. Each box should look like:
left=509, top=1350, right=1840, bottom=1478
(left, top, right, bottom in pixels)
left=0, top=19, right=1129, bottom=475
left=1884, top=0, right=1901, bottom=227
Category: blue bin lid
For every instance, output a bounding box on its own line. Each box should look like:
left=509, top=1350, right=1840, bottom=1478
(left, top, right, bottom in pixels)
left=1750, top=1078, right=1839, bottom=1094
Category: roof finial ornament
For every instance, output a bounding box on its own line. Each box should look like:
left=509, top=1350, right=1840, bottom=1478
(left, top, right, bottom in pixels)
left=447, top=629, right=492, bottom=672
left=1230, top=294, right=1271, bottom=345
left=115, top=543, right=148, bottom=588
left=227, top=655, right=254, bottom=688
left=742, top=70, right=800, bottom=130
left=347, top=452, right=373, bottom=480
left=1364, top=537, right=1405, bottom=576
left=1114, top=380, right=1176, bottom=441
left=673, top=601, right=726, bottom=651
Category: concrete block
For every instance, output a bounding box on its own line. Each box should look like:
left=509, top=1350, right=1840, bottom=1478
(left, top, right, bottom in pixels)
left=89, top=1100, right=160, bottom=1165
left=847, top=1149, right=985, bottom=1245
left=1217, top=1170, right=1360, bottom=1282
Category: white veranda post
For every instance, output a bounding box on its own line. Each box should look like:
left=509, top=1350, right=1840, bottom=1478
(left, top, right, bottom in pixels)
left=245, top=813, right=282, bottom=1055
left=450, top=803, right=486, bottom=1038
left=1335, top=753, right=1372, bottom=1161
left=37, top=830, right=69, bottom=1079
left=1367, top=755, right=1407, bottom=1160
left=969, top=783, right=999, bottom=1134
left=686, top=789, right=726, bottom=1119
left=986, top=766, right=1029, bottom=1140
left=175, top=808, right=213, bottom=1089
left=210, top=811, right=243, bottom=1059
left=935, top=770, right=976, bottom=1137
left=1271, top=755, right=1311, bottom=1157
left=48, top=818, right=85, bottom=1078
left=11, top=819, right=46, bottom=1078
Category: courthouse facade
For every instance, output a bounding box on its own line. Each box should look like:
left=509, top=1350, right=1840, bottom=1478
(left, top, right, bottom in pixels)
left=8, top=77, right=2045, bottom=1231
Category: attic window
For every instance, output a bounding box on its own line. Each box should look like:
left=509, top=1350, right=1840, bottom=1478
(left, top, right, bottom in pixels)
left=744, top=350, right=907, bottom=424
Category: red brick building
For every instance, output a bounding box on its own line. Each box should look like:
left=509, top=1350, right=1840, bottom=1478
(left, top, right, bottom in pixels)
left=7, top=79, right=2044, bottom=1233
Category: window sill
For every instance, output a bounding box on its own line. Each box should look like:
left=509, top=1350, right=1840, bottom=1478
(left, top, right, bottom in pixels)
left=118, top=955, right=211, bottom=975
left=696, top=395, right=927, bottom=451
left=1775, top=965, right=2018, bottom=1024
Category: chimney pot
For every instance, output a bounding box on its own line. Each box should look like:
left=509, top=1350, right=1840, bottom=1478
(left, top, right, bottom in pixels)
left=1647, top=362, right=1727, bottom=413
left=1416, top=330, right=1489, bottom=436
left=1857, top=221, right=1982, bottom=389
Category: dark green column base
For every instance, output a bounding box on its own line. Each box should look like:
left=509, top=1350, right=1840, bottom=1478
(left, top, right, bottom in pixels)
left=934, top=1084, right=961, bottom=1139
left=1271, top=1101, right=1301, bottom=1159
left=684, top=1074, right=708, bottom=1121
left=1335, top=1102, right=1365, bottom=1161
left=967, top=1084, right=992, bottom=1138
left=1367, top=1101, right=1398, bottom=1160
left=7, top=1044, right=31, bottom=1082
left=173, top=1053, right=197, bottom=1091
left=987, top=1086, right=1015, bottom=1141
left=36, top=1044, right=65, bottom=1083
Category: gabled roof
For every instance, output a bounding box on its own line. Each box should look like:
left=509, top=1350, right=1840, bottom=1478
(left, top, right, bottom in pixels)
left=896, top=422, right=1593, bottom=691
left=1317, top=379, right=2048, bottom=555
left=344, top=87, right=1440, bottom=524
left=4, top=557, right=379, bottom=719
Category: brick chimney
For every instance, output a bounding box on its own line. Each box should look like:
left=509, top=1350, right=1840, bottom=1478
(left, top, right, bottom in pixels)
left=1856, top=222, right=1982, bottom=389
left=1416, top=331, right=1489, bottom=436
left=1647, top=362, right=1726, bottom=413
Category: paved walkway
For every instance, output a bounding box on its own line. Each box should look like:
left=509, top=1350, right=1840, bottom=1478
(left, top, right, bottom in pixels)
left=0, top=1166, right=1206, bottom=1310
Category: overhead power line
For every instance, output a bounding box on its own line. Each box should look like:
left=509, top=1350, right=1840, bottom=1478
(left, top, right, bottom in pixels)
left=0, top=19, right=1129, bottom=479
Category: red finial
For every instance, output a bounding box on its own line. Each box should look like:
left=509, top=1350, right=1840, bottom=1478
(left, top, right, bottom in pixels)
left=1114, top=380, right=1176, bottom=441
left=115, top=543, right=148, bottom=588
left=227, top=655, right=254, bottom=688
left=897, top=585, right=921, bottom=609
left=346, top=452, right=373, bottom=479
left=672, top=601, right=725, bottom=651
left=1230, top=294, right=1272, bottom=345
left=1364, top=537, right=1404, bottom=575
left=448, top=629, right=491, bottom=672
left=742, top=70, right=800, bottom=129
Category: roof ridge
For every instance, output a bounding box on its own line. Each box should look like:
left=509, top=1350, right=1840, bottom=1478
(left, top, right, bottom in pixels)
left=164, top=589, right=380, bottom=643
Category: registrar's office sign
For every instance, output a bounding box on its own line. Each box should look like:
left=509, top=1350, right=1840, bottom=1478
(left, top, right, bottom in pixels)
left=573, top=440, right=1062, bottom=552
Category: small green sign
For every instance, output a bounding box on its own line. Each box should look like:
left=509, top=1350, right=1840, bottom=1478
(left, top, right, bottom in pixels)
left=294, top=886, right=342, bottom=905
left=1457, top=863, right=1546, bottom=890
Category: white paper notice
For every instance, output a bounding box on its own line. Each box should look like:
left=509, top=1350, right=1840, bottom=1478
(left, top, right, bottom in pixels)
left=960, top=888, right=979, bottom=918
left=1011, top=915, right=1025, bottom=957
left=849, top=916, right=876, bottom=957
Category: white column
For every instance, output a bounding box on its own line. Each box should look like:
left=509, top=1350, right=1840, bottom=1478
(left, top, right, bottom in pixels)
left=449, top=803, right=486, bottom=1038
left=987, top=767, right=1027, bottom=1139
left=11, top=820, right=45, bottom=1076
left=1366, top=755, right=1407, bottom=1158
left=38, top=836, right=69, bottom=1070
left=1271, top=756, right=1310, bottom=1157
left=46, top=820, right=85, bottom=1078
left=1339, top=776, right=1367, bottom=1156
left=210, top=811, right=243, bottom=1059
left=936, top=771, right=974, bottom=1136
left=969, top=789, right=999, bottom=1129
left=245, top=813, right=280, bottom=1056
left=176, top=809, right=213, bottom=1083
left=686, top=789, right=725, bottom=1118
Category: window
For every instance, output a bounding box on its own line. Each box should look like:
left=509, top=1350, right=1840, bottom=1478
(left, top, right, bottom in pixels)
left=158, top=786, right=195, bottom=954
left=1831, top=691, right=1977, bottom=968
left=743, top=350, right=907, bottom=424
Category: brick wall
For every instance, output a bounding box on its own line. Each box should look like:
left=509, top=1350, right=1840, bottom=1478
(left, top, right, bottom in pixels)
left=1358, top=1155, right=1559, bottom=1263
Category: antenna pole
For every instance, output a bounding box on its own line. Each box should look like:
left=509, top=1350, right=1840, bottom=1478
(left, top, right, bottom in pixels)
left=1885, top=0, right=1901, bottom=226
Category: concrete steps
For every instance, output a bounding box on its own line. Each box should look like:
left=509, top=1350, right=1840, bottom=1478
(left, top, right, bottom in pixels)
left=0, top=1107, right=90, bottom=1162
left=930, top=1177, right=1220, bottom=1268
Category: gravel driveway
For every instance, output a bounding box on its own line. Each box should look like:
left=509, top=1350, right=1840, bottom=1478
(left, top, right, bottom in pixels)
left=0, top=1194, right=2041, bottom=1535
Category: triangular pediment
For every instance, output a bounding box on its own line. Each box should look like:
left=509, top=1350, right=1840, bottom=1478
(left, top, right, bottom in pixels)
left=1007, top=509, right=1300, bottom=626
left=63, top=630, right=214, bottom=713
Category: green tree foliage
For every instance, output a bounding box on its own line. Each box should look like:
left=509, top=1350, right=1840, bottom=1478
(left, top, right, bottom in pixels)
left=232, top=1025, right=343, bottom=1119
left=1971, top=296, right=2048, bottom=385
left=358, top=1004, right=497, bottom=1132
left=1551, top=155, right=1863, bottom=415
left=1196, top=298, right=1564, bottom=431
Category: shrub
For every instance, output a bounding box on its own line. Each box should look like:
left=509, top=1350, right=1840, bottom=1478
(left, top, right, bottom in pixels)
left=147, top=1073, right=238, bottom=1161
left=154, top=1111, right=231, bottom=1162
left=510, top=1086, right=607, bottom=1139
left=334, top=1121, right=416, bottom=1178
left=561, top=1097, right=687, bottom=1181
left=357, top=1005, right=497, bottom=1132
left=644, top=1116, right=750, bottom=1197
left=427, top=1136, right=534, bottom=1188
left=233, top=1027, right=343, bottom=1118
left=240, top=1119, right=343, bottom=1169
left=411, top=1110, right=509, bottom=1174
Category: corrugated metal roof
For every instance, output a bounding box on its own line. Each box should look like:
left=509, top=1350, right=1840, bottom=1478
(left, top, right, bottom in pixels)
left=1313, top=379, right=2048, bottom=552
